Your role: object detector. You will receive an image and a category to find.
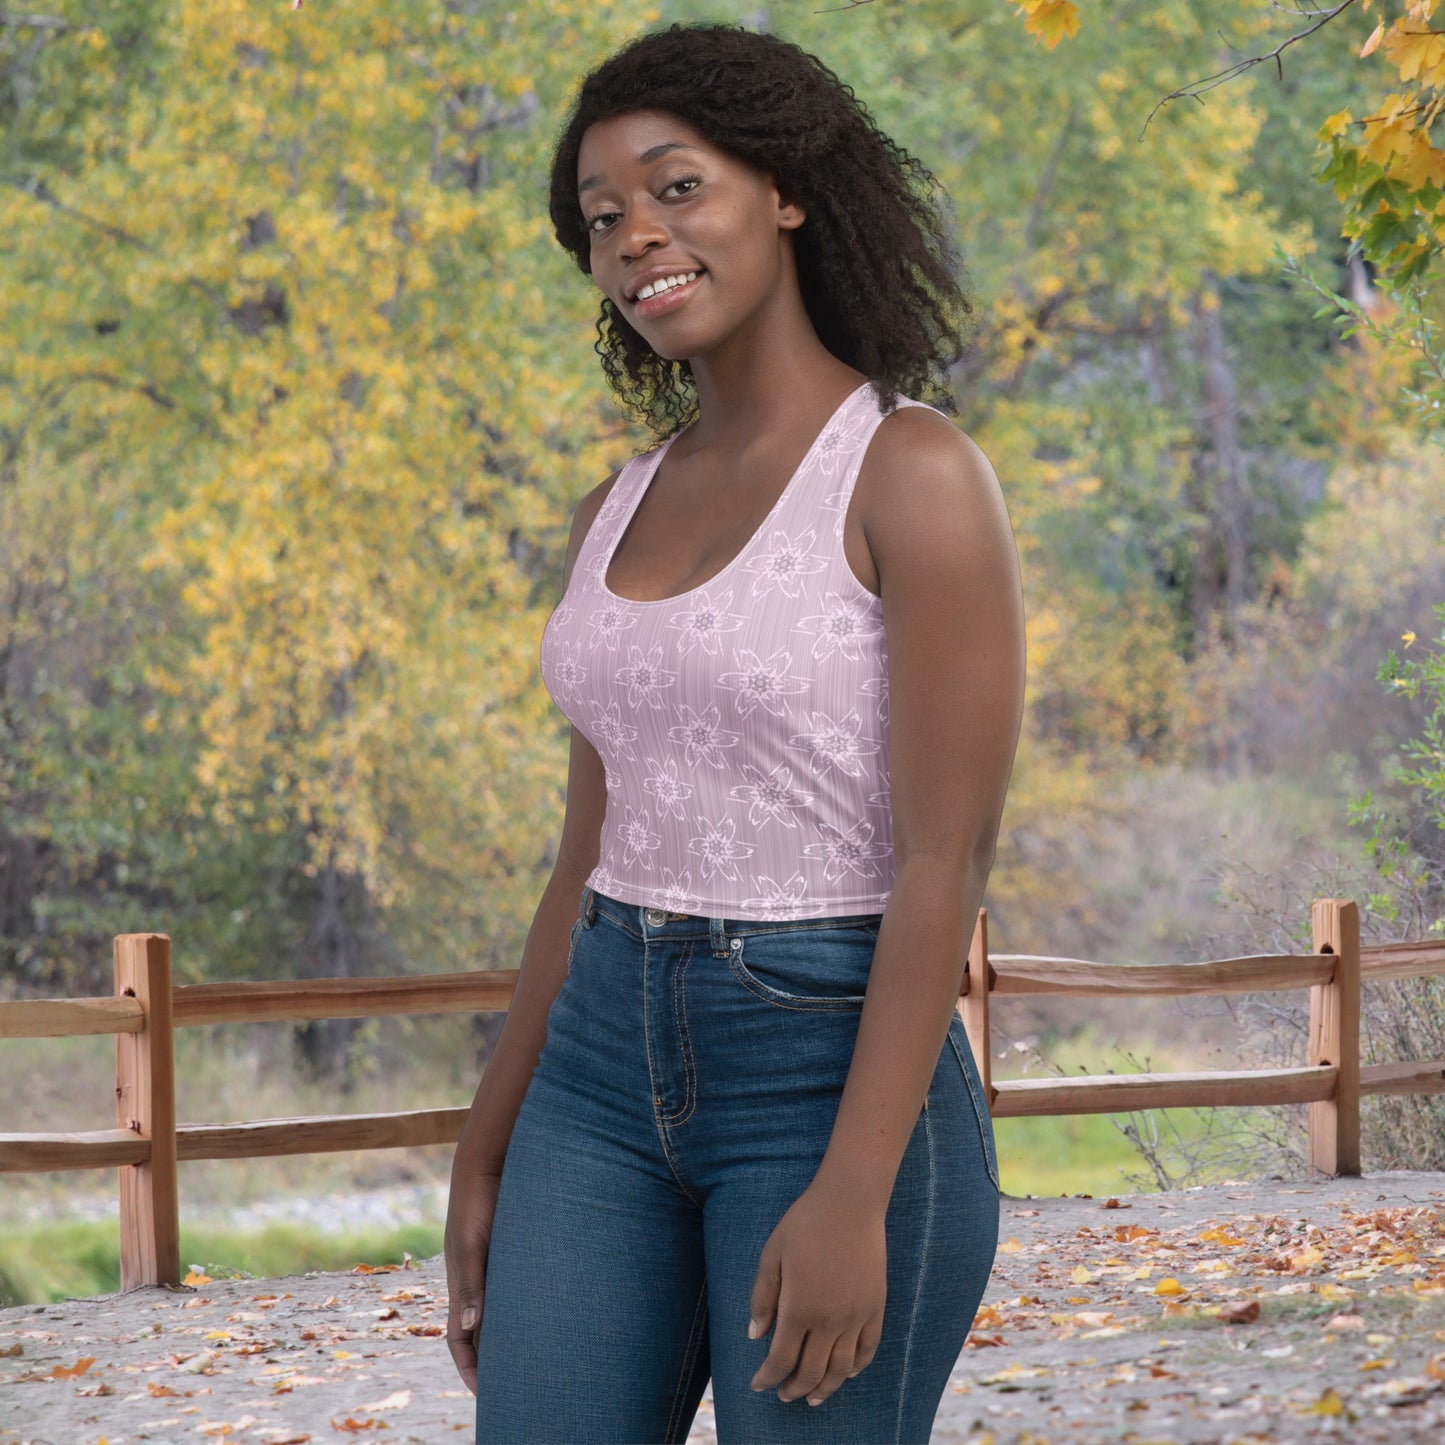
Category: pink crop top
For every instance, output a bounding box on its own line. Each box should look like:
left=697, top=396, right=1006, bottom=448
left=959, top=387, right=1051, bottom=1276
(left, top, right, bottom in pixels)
left=540, top=382, right=934, bottom=920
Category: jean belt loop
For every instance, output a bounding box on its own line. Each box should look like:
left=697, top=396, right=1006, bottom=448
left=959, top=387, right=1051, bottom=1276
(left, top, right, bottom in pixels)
left=710, top=914, right=730, bottom=958
left=580, top=885, right=596, bottom=928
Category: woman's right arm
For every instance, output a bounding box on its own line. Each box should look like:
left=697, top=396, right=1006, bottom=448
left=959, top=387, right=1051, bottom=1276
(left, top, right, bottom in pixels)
left=445, top=472, right=618, bottom=1390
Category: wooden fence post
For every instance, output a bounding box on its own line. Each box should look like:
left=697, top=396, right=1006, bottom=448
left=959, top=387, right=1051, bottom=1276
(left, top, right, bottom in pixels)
left=962, top=909, right=993, bottom=1104
left=114, top=933, right=180, bottom=1288
left=1308, top=899, right=1361, bottom=1178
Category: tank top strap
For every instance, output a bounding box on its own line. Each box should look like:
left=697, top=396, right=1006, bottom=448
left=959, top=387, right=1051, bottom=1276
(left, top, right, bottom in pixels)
left=781, top=387, right=933, bottom=543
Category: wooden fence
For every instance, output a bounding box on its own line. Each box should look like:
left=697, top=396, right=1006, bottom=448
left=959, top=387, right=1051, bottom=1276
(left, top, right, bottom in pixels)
left=1, top=897, right=1443, bottom=1291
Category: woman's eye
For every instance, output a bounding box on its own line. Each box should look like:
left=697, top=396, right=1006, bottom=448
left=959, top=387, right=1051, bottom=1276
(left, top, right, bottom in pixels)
left=586, top=211, right=619, bottom=235
left=663, top=175, right=701, bottom=198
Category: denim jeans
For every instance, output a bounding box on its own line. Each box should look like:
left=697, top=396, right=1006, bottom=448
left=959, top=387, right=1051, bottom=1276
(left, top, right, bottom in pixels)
left=474, top=886, right=999, bottom=1444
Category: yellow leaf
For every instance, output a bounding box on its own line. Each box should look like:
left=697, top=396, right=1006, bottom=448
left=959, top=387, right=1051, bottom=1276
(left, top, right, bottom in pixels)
left=1070, top=1265, right=1092, bottom=1284
left=1015, top=0, right=1081, bottom=50
left=1306, top=1387, right=1347, bottom=1416
left=1361, top=20, right=1385, bottom=58
left=1319, top=108, right=1354, bottom=140
left=1154, top=1277, right=1187, bottom=1297
left=998, top=1237, right=1024, bottom=1254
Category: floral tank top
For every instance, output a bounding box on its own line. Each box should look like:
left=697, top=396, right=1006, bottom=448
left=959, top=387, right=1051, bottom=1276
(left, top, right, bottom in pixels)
left=540, top=382, right=933, bottom=920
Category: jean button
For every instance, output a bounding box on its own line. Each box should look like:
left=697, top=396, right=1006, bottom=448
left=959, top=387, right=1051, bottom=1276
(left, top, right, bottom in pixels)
left=644, top=908, right=667, bottom=926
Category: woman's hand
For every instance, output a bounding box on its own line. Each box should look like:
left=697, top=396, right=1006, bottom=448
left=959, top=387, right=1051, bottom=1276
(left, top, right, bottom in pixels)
left=444, top=1167, right=504, bottom=1395
left=747, top=1181, right=888, bottom=1406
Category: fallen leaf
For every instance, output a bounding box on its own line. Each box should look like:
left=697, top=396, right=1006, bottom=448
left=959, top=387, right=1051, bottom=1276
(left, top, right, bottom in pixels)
left=998, top=1238, right=1023, bottom=1254
left=1360, top=1358, right=1394, bottom=1371
left=1305, top=1386, right=1349, bottom=1417
left=964, top=1332, right=1005, bottom=1348
left=1113, top=1225, right=1153, bottom=1243
left=351, top=1263, right=398, bottom=1274
left=76, top=1380, right=114, bottom=1396
left=183, top=1270, right=213, bottom=1286
left=331, top=1418, right=388, bottom=1432
left=1219, top=1300, right=1260, bottom=1324
left=1326, top=1313, right=1367, bottom=1332
left=373, top=1308, right=400, bottom=1322
left=1101, top=1198, right=1130, bottom=1210
left=1070, top=1265, right=1092, bottom=1285
left=50, top=1357, right=96, bottom=1379
left=358, top=1390, right=412, bottom=1411
left=1153, top=1278, right=1187, bottom=1298
left=0, top=1343, right=22, bottom=1357
left=1199, top=1227, right=1246, bottom=1246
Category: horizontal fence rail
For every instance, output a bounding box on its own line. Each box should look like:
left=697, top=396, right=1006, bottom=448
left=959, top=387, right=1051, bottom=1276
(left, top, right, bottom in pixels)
left=1, top=902, right=1443, bottom=1289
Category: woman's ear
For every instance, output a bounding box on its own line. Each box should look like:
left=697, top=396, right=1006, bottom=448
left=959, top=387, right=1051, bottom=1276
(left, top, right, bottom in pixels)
left=777, top=198, right=807, bottom=232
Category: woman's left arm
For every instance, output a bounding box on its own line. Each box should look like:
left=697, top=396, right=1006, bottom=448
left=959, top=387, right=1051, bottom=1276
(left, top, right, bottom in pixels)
left=747, top=407, right=1026, bottom=1406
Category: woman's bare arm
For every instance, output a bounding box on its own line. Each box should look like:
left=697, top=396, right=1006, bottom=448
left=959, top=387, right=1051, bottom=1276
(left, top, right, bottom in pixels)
left=746, top=406, right=1025, bottom=1405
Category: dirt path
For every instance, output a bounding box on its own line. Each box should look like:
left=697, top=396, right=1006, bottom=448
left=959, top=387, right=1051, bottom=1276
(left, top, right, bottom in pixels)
left=3, top=1171, right=1442, bottom=1444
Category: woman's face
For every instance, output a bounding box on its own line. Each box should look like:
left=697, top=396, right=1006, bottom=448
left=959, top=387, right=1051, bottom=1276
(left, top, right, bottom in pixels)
left=576, top=108, right=805, bottom=363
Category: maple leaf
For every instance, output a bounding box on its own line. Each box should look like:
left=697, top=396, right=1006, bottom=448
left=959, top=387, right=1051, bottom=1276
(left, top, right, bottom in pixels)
left=49, top=1356, right=96, bottom=1379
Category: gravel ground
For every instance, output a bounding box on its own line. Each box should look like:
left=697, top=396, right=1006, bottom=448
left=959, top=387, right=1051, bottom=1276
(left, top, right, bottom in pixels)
left=2, top=1171, right=1442, bottom=1444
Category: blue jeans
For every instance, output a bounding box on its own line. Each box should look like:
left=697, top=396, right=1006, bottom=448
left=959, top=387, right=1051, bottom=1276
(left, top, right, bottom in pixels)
left=474, top=886, right=999, bottom=1444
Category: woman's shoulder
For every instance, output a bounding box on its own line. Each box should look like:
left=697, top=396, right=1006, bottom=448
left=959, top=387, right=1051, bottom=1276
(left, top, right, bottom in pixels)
left=860, top=395, right=999, bottom=508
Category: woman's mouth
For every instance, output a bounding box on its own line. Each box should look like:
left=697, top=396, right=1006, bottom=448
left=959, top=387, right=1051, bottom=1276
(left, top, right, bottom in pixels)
left=630, top=270, right=705, bottom=319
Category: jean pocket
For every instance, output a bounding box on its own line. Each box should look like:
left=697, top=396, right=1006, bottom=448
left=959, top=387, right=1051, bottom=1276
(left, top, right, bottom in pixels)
left=946, top=1016, right=1000, bottom=1191
left=725, top=926, right=876, bottom=1011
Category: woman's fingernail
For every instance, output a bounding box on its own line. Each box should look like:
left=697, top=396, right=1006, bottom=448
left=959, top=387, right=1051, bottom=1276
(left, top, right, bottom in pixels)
left=807, top=1395, right=823, bottom=1406
left=747, top=1319, right=759, bottom=1339
left=461, top=1308, right=477, bottom=1331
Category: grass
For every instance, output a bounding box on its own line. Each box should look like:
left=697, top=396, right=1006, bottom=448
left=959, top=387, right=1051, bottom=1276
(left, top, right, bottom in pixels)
left=0, top=1220, right=443, bottom=1308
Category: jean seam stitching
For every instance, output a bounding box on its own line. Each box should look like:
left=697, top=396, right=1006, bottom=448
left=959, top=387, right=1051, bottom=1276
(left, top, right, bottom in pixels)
left=664, top=1277, right=709, bottom=1443
left=726, top=936, right=868, bottom=1013
left=948, top=1027, right=1000, bottom=1190
left=661, top=937, right=696, bottom=1125
left=593, top=902, right=644, bottom=941
left=895, top=1099, right=935, bottom=1443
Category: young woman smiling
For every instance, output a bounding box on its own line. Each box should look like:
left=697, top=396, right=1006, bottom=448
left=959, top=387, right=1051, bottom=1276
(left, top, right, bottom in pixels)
left=444, top=23, right=1025, bottom=1445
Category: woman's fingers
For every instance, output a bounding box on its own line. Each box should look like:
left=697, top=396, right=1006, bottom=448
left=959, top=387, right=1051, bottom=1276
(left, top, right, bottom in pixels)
left=798, top=1331, right=860, bottom=1406
left=775, top=1328, right=844, bottom=1405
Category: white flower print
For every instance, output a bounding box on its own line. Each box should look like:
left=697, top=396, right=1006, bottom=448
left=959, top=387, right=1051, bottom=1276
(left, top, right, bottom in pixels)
left=667, top=585, right=745, bottom=656
left=802, top=819, right=889, bottom=883
left=667, top=703, right=741, bottom=770
left=642, top=755, right=693, bottom=821
left=688, top=813, right=755, bottom=883
left=797, top=590, right=885, bottom=663
left=860, top=673, right=889, bottom=724
left=615, top=643, right=677, bottom=711
left=589, top=699, right=639, bottom=761
left=551, top=603, right=575, bottom=628
left=550, top=641, right=587, bottom=702
left=787, top=708, right=880, bottom=779
left=717, top=646, right=810, bottom=719
left=741, top=527, right=828, bottom=599
left=819, top=487, right=851, bottom=541
left=656, top=867, right=699, bottom=913
left=727, top=761, right=814, bottom=830
left=588, top=599, right=638, bottom=651
left=618, top=805, right=661, bottom=870
left=591, top=861, right=616, bottom=897
left=606, top=770, right=622, bottom=793
left=742, top=872, right=819, bottom=919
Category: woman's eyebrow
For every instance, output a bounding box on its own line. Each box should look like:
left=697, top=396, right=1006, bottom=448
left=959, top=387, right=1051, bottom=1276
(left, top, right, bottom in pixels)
left=578, top=141, right=702, bottom=195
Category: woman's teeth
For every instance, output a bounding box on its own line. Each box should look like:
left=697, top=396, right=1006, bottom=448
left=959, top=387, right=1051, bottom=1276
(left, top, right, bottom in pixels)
left=636, top=271, right=699, bottom=300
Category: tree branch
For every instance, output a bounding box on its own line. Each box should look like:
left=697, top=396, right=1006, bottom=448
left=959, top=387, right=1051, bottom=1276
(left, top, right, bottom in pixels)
left=1139, top=0, right=1360, bottom=138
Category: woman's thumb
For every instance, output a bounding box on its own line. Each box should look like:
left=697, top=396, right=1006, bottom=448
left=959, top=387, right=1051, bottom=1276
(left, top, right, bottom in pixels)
left=747, top=1251, right=781, bottom=1338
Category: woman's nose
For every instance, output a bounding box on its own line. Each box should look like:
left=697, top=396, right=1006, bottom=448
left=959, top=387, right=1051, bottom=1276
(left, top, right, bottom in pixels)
left=618, top=200, right=669, bottom=262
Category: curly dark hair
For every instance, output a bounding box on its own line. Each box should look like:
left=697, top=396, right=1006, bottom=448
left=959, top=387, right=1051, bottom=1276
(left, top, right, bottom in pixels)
left=548, top=23, right=973, bottom=439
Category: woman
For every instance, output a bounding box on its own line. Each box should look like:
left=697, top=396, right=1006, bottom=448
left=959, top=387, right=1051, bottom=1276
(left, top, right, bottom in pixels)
left=445, top=22, right=1025, bottom=1444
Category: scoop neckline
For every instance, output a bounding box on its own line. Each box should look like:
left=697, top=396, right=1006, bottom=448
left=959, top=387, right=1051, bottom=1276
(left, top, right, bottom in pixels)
left=597, top=382, right=872, bottom=608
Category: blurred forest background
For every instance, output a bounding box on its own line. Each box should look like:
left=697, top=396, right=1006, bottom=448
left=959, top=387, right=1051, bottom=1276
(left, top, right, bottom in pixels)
left=2, top=0, right=1444, bottom=1294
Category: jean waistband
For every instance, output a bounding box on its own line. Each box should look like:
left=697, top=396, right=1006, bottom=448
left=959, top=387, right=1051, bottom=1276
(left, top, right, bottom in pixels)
left=577, top=885, right=883, bottom=957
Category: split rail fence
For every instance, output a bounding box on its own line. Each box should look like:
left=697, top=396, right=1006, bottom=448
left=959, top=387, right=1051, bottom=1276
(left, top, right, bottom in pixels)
left=1, top=897, right=1443, bottom=1290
